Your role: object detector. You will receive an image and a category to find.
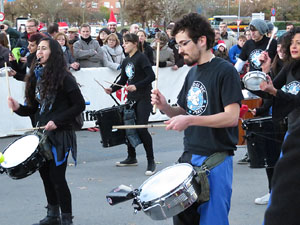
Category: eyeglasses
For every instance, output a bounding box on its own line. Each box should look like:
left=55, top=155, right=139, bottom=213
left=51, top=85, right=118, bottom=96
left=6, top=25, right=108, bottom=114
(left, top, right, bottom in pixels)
left=175, top=39, right=192, bottom=49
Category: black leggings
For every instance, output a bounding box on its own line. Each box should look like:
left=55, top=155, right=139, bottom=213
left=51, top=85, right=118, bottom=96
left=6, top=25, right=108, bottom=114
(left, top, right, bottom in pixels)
left=127, top=98, right=154, bottom=160
left=39, top=159, right=72, bottom=213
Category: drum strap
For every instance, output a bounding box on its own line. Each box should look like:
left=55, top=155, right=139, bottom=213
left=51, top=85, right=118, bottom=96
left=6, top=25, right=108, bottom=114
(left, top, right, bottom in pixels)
left=193, top=151, right=229, bottom=203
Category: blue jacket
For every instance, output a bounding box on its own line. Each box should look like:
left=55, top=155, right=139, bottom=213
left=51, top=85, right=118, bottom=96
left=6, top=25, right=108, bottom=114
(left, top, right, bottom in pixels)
left=228, top=44, right=242, bottom=64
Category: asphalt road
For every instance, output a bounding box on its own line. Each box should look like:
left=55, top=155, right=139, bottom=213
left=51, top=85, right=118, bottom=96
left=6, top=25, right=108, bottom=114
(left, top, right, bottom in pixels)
left=0, top=129, right=268, bottom=225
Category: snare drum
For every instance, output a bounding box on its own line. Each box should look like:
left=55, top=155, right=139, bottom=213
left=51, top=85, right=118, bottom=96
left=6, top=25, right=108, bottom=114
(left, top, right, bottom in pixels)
left=242, top=116, right=287, bottom=168
left=0, top=133, right=48, bottom=179
left=95, top=104, right=128, bottom=148
left=242, top=71, right=267, bottom=91
left=135, top=163, right=200, bottom=220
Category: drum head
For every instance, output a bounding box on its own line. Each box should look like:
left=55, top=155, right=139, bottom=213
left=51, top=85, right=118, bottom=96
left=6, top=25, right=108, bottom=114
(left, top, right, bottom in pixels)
left=139, top=163, right=193, bottom=202
left=243, top=71, right=266, bottom=91
left=1, top=135, right=40, bottom=168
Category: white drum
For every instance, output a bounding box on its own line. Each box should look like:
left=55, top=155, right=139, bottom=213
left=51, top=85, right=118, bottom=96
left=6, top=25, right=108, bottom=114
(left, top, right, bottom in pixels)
left=0, top=134, right=48, bottom=179
left=242, top=71, right=267, bottom=91
left=135, top=163, right=200, bottom=220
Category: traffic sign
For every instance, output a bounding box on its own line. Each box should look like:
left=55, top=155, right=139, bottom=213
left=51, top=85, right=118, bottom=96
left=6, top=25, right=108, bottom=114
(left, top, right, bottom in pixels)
left=271, top=8, right=276, bottom=16
left=237, top=20, right=241, bottom=26
left=0, top=12, right=5, bottom=22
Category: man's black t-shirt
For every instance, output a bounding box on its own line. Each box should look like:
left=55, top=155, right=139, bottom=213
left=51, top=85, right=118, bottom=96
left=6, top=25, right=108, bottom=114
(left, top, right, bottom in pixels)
left=177, top=57, right=243, bottom=156
left=239, top=36, right=277, bottom=71
left=112, top=51, right=155, bottom=101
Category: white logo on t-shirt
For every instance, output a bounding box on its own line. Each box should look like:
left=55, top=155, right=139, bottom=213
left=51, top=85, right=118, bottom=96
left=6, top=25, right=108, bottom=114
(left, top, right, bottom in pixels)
left=249, top=49, right=263, bottom=70
left=186, top=81, right=208, bottom=115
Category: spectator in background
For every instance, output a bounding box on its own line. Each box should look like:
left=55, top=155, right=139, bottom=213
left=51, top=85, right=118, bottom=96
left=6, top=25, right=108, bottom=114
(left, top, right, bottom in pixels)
left=219, top=22, right=237, bottom=49
left=244, top=28, right=251, bottom=40
left=0, top=33, right=10, bottom=68
left=73, top=23, right=104, bottom=68
left=96, top=28, right=111, bottom=47
left=266, top=22, right=274, bottom=38
left=137, top=29, right=154, bottom=65
left=55, top=32, right=80, bottom=71
left=102, top=33, right=125, bottom=71
left=107, top=10, right=123, bottom=46
left=47, top=23, right=59, bottom=39
left=129, top=24, right=140, bottom=34
left=67, top=27, right=79, bottom=56
left=0, top=20, right=21, bottom=49
left=166, top=23, right=184, bottom=70
left=120, top=28, right=129, bottom=37
left=213, top=28, right=223, bottom=51
left=9, top=33, right=45, bottom=81
left=15, top=18, right=39, bottom=48
left=228, top=35, right=247, bottom=64
left=152, top=32, right=175, bottom=68
left=286, top=23, right=294, bottom=32
left=214, top=42, right=229, bottom=61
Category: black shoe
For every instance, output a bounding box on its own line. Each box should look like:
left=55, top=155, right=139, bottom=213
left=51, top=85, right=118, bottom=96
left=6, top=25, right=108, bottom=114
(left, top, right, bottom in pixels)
left=145, top=160, right=156, bottom=176
left=115, top=157, right=138, bottom=167
left=237, top=156, right=250, bottom=164
left=32, top=204, right=60, bottom=225
left=61, top=213, right=73, bottom=225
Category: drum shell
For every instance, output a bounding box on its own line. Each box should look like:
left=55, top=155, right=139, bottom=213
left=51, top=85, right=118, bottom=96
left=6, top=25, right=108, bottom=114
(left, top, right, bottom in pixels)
left=238, top=90, right=262, bottom=145
left=1, top=134, right=47, bottom=179
left=95, top=104, right=128, bottom=148
left=137, top=164, right=201, bottom=220
left=242, top=117, right=287, bottom=168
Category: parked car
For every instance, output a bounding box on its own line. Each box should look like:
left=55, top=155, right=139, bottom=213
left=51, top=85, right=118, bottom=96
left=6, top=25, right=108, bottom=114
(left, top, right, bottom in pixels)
left=276, top=30, right=286, bottom=38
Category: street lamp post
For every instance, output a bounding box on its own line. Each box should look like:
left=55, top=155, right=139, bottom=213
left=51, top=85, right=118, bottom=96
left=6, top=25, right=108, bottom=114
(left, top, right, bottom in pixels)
left=238, top=0, right=241, bottom=37
left=0, top=0, right=4, bottom=13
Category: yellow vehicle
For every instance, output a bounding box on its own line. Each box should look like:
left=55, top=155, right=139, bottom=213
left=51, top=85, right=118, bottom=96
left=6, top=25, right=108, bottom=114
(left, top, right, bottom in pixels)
left=210, top=15, right=250, bottom=31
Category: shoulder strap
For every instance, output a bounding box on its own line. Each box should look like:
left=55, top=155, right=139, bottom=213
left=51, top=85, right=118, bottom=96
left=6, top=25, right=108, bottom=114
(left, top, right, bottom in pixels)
left=201, top=151, right=229, bottom=171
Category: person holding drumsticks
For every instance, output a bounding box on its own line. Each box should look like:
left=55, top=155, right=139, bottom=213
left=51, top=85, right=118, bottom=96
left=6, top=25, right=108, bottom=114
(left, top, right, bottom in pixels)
left=7, top=37, right=85, bottom=225
left=104, top=33, right=156, bottom=176
left=258, top=27, right=300, bottom=225
left=151, top=13, right=243, bottom=225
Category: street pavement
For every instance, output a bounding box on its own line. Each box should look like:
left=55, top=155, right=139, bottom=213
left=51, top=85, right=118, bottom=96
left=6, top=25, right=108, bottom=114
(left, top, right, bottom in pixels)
left=0, top=128, right=268, bottom=225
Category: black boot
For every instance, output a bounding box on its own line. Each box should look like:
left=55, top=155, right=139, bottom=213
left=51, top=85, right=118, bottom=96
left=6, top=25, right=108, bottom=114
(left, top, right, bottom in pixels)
left=33, top=204, right=60, bottom=225
left=61, top=213, right=74, bottom=225
left=145, top=159, right=156, bottom=176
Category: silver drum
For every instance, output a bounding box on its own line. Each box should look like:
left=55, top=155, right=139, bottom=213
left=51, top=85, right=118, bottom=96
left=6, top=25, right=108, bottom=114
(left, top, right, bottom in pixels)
left=136, top=163, right=200, bottom=220
left=242, top=71, right=267, bottom=91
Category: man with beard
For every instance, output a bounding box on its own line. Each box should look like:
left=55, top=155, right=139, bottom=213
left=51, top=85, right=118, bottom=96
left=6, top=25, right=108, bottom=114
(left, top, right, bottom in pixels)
left=151, top=13, right=243, bottom=225
left=107, top=10, right=123, bottom=46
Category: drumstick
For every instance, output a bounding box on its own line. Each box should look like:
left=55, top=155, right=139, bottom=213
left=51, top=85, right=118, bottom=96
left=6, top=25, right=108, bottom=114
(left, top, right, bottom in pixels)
left=112, top=124, right=167, bottom=129
left=104, top=80, right=125, bottom=88
left=5, top=62, right=13, bottom=114
left=152, top=41, right=160, bottom=113
left=14, top=126, right=46, bottom=132
left=94, top=78, right=106, bottom=90
left=265, top=27, right=278, bottom=52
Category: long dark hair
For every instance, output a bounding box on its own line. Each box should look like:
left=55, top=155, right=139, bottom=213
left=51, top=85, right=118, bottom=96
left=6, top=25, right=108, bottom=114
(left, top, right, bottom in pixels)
left=25, top=37, right=70, bottom=106
left=280, top=27, right=300, bottom=78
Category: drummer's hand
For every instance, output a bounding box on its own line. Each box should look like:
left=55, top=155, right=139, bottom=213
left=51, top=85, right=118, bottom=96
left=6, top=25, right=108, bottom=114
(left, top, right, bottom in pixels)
left=126, top=85, right=136, bottom=92
left=45, top=121, right=57, bottom=131
left=7, top=97, right=20, bottom=111
left=151, top=89, right=168, bottom=111
left=8, top=69, right=16, bottom=77
left=70, top=62, right=80, bottom=70
left=104, top=88, right=112, bottom=95
left=164, top=115, right=190, bottom=131
left=260, top=75, right=277, bottom=96
left=259, top=51, right=271, bottom=73
left=250, top=108, right=256, bottom=116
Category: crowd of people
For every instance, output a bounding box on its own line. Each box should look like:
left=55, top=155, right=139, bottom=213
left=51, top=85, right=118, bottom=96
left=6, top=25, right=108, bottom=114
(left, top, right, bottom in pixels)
left=1, top=9, right=300, bottom=225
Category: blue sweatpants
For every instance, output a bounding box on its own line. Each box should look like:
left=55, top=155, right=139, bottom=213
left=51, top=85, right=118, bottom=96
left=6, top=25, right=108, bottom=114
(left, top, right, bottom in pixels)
left=191, top=154, right=233, bottom=225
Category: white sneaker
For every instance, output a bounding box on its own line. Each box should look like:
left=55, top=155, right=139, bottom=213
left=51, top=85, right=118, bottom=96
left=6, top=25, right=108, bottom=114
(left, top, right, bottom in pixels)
left=254, top=193, right=270, bottom=205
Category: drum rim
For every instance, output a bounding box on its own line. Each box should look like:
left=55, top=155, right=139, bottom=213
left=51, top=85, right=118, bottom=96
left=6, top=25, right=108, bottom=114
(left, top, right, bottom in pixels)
left=138, top=163, right=194, bottom=203
left=1, top=134, right=40, bottom=168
